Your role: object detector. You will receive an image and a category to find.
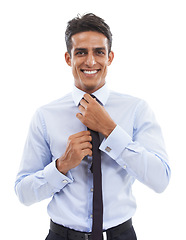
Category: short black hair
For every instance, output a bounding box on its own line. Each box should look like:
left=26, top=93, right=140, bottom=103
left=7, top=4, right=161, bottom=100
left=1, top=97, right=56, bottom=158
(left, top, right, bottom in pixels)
left=65, top=13, right=112, bottom=56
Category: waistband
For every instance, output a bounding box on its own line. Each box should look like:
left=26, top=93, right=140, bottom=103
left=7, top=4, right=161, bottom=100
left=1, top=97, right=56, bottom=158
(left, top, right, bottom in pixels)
left=50, top=219, right=132, bottom=240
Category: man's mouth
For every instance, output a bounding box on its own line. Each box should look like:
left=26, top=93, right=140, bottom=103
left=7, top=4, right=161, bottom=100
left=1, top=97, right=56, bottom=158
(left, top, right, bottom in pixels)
left=81, top=69, right=100, bottom=75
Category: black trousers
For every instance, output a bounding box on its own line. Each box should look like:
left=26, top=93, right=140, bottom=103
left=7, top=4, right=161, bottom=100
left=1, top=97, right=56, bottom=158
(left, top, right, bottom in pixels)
left=45, top=226, right=137, bottom=240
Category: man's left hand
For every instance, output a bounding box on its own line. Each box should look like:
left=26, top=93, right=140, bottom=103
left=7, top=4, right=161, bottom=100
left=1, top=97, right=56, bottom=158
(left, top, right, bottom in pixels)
left=76, top=93, right=116, bottom=138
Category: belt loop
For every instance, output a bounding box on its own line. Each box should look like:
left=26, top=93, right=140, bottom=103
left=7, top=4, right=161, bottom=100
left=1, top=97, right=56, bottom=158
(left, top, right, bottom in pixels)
left=84, top=233, right=91, bottom=240
left=103, top=232, right=107, bottom=240
left=106, top=229, right=111, bottom=240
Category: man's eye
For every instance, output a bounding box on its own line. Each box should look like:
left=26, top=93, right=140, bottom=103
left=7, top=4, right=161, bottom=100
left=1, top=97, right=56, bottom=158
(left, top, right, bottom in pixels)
left=75, top=52, right=87, bottom=56
left=97, top=51, right=105, bottom=55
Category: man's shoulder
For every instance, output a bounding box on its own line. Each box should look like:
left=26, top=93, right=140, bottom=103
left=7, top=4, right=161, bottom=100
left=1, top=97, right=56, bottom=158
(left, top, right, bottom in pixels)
left=41, top=92, right=73, bottom=109
left=35, top=92, right=74, bottom=118
left=109, top=90, right=143, bottom=104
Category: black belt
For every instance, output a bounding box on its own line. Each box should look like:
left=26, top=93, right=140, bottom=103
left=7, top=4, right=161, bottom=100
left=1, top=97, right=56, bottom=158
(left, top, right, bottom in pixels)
left=50, top=218, right=132, bottom=240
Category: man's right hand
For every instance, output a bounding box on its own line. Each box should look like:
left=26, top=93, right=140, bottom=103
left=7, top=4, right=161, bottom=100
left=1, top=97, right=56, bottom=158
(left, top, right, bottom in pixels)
left=56, top=131, right=92, bottom=175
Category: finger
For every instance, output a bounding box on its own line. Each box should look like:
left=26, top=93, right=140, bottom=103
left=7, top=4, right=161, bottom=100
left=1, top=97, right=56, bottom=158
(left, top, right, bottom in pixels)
left=78, top=133, right=92, bottom=143
left=78, top=105, right=86, bottom=115
left=76, top=131, right=91, bottom=138
left=80, top=98, right=89, bottom=109
left=80, top=141, right=92, bottom=150
left=76, top=112, right=83, bottom=122
left=82, top=148, right=92, bottom=157
left=81, top=135, right=92, bottom=143
left=83, top=93, right=94, bottom=103
left=70, top=130, right=90, bottom=139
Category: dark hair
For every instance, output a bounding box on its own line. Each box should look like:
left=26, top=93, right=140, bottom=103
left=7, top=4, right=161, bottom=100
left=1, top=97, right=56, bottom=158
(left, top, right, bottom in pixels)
left=65, top=13, right=112, bottom=56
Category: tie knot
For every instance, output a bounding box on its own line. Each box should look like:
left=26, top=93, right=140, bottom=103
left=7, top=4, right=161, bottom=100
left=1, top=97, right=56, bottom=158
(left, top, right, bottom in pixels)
left=78, top=94, right=103, bottom=107
left=90, top=94, right=96, bottom=99
left=90, top=94, right=103, bottom=106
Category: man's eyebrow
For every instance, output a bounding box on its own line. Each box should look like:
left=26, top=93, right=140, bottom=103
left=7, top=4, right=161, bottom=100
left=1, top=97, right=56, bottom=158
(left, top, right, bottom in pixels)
left=94, top=47, right=106, bottom=51
left=74, top=47, right=106, bottom=52
left=74, top=48, right=87, bottom=52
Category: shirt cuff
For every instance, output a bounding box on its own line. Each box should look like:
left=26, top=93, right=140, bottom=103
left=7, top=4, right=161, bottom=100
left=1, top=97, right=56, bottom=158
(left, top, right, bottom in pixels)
left=99, top=125, right=132, bottom=160
left=44, top=160, right=74, bottom=190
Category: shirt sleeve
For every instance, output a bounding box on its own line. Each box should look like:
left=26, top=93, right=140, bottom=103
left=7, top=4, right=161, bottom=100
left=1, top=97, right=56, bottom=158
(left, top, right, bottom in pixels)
left=100, top=100, right=171, bottom=193
left=15, top=109, right=74, bottom=206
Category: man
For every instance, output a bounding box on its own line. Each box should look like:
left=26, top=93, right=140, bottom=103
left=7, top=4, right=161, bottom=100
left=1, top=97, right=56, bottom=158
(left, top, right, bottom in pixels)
left=15, top=13, right=171, bottom=240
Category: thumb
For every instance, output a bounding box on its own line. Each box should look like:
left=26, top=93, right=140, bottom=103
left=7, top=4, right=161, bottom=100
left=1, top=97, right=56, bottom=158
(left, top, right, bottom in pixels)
left=76, top=113, right=83, bottom=121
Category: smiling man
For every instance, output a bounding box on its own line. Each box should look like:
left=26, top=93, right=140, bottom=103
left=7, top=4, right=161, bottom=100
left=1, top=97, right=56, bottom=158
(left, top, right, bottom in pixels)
left=65, top=31, right=114, bottom=94
left=15, top=13, right=171, bottom=240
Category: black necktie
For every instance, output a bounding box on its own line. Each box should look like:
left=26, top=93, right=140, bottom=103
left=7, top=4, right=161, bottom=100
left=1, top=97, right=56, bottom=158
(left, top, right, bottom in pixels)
left=90, top=129, right=103, bottom=240
left=88, top=95, right=103, bottom=240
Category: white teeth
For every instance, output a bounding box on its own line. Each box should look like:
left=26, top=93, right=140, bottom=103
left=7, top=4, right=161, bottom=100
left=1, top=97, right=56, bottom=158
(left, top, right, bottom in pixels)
left=83, top=70, right=98, bottom=74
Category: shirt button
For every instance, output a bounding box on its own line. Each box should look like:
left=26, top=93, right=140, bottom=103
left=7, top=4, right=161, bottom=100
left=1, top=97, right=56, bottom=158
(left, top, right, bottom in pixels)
left=123, top=165, right=127, bottom=169
left=91, top=188, right=94, bottom=192
left=90, top=214, right=93, bottom=218
left=62, top=179, right=68, bottom=183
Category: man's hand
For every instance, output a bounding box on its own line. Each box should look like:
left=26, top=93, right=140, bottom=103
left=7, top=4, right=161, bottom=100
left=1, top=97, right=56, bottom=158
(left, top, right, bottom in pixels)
left=76, top=94, right=116, bottom=138
left=56, top=131, right=92, bottom=175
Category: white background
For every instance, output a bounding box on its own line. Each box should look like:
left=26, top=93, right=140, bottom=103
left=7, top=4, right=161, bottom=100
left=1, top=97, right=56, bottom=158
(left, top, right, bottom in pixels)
left=0, top=0, right=186, bottom=239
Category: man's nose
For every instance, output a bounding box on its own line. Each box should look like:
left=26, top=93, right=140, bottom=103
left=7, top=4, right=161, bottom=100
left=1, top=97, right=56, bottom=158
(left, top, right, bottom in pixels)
left=85, top=53, right=96, bottom=67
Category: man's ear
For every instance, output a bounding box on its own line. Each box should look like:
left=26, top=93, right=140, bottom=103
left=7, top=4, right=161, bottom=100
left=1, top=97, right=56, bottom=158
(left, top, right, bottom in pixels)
left=108, top=51, right=114, bottom=66
left=65, top=52, right=72, bottom=66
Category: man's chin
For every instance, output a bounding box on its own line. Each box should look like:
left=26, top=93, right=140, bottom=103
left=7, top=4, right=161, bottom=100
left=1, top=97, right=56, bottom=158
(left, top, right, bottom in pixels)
left=82, top=82, right=105, bottom=93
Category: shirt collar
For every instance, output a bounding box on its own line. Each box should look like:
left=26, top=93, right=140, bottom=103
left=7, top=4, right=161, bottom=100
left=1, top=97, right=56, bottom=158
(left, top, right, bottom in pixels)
left=72, top=83, right=110, bottom=106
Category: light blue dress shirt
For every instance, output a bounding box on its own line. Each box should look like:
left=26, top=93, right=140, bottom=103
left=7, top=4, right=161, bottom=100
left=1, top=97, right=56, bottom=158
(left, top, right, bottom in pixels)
left=15, top=84, right=170, bottom=232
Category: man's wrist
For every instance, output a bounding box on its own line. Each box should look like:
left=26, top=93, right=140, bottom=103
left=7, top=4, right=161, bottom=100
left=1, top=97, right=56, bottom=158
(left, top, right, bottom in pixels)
left=102, top=122, right=117, bottom=138
left=56, top=157, right=69, bottom=175
left=100, top=125, right=132, bottom=160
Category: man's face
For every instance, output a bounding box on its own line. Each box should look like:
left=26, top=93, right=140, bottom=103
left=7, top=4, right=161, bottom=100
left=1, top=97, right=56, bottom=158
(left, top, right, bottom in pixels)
left=65, top=31, right=114, bottom=93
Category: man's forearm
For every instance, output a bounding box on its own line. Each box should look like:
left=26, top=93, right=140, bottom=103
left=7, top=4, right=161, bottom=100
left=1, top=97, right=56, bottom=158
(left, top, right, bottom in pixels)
left=15, top=160, right=73, bottom=206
